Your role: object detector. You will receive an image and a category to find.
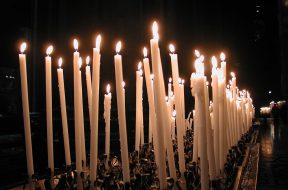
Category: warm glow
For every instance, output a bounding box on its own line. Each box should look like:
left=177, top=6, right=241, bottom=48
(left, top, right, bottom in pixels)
left=230, top=72, right=235, bottom=78
left=169, top=44, right=175, bottom=53
left=86, top=56, right=90, bottom=65
left=195, top=59, right=204, bottom=74
left=182, top=79, right=185, bottom=84
left=78, top=57, right=82, bottom=68
left=73, top=39, right=78, bottom=51
left=138, top=62, right=142, bottom=71
left=116, top=41, right=121, bottom=54
left=58, top=57, right=63, bottom=68
left=106, top=84, right=111, bottom=94
left=211, top=56, right=217, bottom=68
left=122, top=81, right=125, bottom=88
left=194, top=50, right=200, bottom=57
left=96, top=35, right=101, bottom=51
left=143, top=47, right=148, bottom=57
left=152, top=21, right=159, bottom=39
left=46, top=45, right=53, bottom=56
left=200, top=55, right=204, bottom=62
left=169, top=77, right=172, bottom=83
left=20, top=43, right=27, bottom=53
left=220, top=52, right=225, bottom=61
left=172, top=110, right=176, bottom=117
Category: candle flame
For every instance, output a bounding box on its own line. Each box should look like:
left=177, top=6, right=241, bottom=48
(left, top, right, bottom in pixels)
left=106, top=84, right=111, bottom=94
left=138, top=62, right=142, bottom=71
left=86, top=56, right=90, bottom=65
left=116, top=41, right=121, bottom=54
left=220, top=52, right=225, bottom=61
left=46, top=45, right=53, bottom=56
left=230, top=72, right=235, bottom=78
left=73, top=39, right=78, bottom=50
left=211, top=56, right=217, bottom=68
left=169, top=77, right=172, bottom=83
left=194, top=50, right=200, bottom=57
left=78, top=57, right=82, bottom=68
left=152, top=21, right=159, bottom=39
left=169, top=44, right=175, bottom=53
left=143, top=47, right=148, bottom=57
left=58, top=57, right=63, bottom=68
left=172, top=110, right=176, bottom=117
left=96, top=35, right=101, bottom=51
left=150, top=74, right=154, bottom=80
left=20, top=42, right=27, bottom=53
left=122, top=81, right=125, bottom=88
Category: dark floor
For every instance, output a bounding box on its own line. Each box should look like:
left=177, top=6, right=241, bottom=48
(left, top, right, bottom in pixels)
left=257, top=118, right=288, bottom=190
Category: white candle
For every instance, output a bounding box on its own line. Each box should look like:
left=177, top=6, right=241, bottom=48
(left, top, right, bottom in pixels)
left=104, top=84, right=112, bottom=169
left=169, top=44, right=186, bottom=177
left=45, top=45, right=54, bottom=173
left=168, top=77, right=172, bottom=99
left=171, top=110, right=176, bottom=140
left=114, top=41, right=130, bottom=183
left=90, top=35, right=101, bottom=183
left=73, top=39, right=82, bottom=173
left=150, top=22, right=167, bottom=189
left=85, top=56, right=92, bottom=128
left=57, top=58, right=71, bottom=166
left=19, top=43, right=34, bottom=178
left=135, top=62, right=143, bottom=152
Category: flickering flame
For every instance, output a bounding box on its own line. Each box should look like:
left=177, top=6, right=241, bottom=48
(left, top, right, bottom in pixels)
left=78, top=57, right=82, bottom=68
left=150, top=74, right=154, bottom=80
left=211, top=56, right=217, bottom=68
left=122, top=81, right=125, bottom=88
left=172, top=110, right=176, bottom=117
left=220, top=52, right=225, bottom=61
left=116, top=41, right=121, bottom=54
left=143, top=47, right=148, bottom=57
left=73, top=39, right=78, bottom=51
left=169, top=44, right=175, bottom=53
left=152, top=21, right=159, bottom=39
left=230, top=72, right=235, bottom=78
left=169, top=77, right=172, bottom=83
left=138, top=62, right=142, bottom=71
left=86, top=56, right=90, bottom=65
left=106, top=84, right=111, bottom=94
left=194, top=50, right=200, bottom=57
left=46, top=45, right=53, bottom=56
left=20, top=42, right=27, bottom=53
left=96, top=35, right=101, bottom=51
left=58, top=57, right=63, bottom=68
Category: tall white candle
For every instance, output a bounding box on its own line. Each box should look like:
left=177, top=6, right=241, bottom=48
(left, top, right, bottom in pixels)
left=45, top=45, right=54, bottom=173
left=104, top=84, right=112, bottom=169
left=114, top=41, right=130, bottom=183
left=19, top=43, right=34, bottom=178
left=150, top=22, right=167, bottom=189
left=57, top=58, right=71, bottom=166
left=85, top=56, right=92, bottom=128
left=73, top=39, right=82, bottom=173
left=135, top=62, right=143, bottom=152
left=90, top=35, right=101, bottom=183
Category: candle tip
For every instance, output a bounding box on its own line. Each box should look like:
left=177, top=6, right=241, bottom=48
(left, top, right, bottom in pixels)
left=200, top=55, right=205, bottom=62
left=116, top=41, right=121, bottom=54
left=169, top=44, right=175, bottom=53
left=220, top=52, right=226, bottom=61
left=211, top=56, right=217, bottom=68
left=86, top=56, right=90, bottom=65
left=46, top=45, right=53, bottom=56
left=73, top=39, right=78, bottom=50
left=106, top=84, right=111, bottom=94
left=20, top=42, right=27, bottom=53
left=58, top=57, right=63, bottom=68
left=230, top=72, right=235, bottom=78
left=152, top=21, right=159, bottom=39
left=96, top=35, right=101, bottom=51
left=169, top=77, right=172, bottom=83
left=143, top=47, right=148, bottom=57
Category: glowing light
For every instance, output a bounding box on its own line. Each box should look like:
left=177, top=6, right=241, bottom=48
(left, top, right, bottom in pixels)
left=138, top=62, right=142, bottom=71
left=220, top=52, right=225, bottom=61
left=200, top=55, right=204, bottom=62
left=152, top=21, right=159, bottom=39
left=182, top=79, right=185, bottom=84
left=106, top=84, right=111, bottom=94
left=73, top=39, right=78, bottom=51
left=169, top=77, right=172, bottom=83
left=172, top=110, right=176, bottom=117
left=96, top=35, right=101, bottom=51
left=143, top=47, right=148, bottom=57
left=46, top=45, right=53, bottom=56
left=78, top=57, right=82, bottom=68
left=58, top=57, right=63, bottom=68
left=150, top=74, right=154, bottom=80
left=122, top=81, right=125, bottom=88
left=20, top=42, right=27, bottom=53
left=230, top=72, right=235, bottom=78
left=269, top=90, right=272, bottom=94
left=116, top=41, right=121, bottom=54
left=194, top=50, right=200, bottom=57
left=169, top=44, right=175, bottom=53
left=86, top=56, right=90, bottom=65
left=211, top=56, right=217, bottom=68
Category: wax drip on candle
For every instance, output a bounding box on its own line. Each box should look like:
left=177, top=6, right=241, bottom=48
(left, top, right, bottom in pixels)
left=169, top=44, right=175, bottom=54
left=46, top=45, right=53, bottom=56
left=150, top=74, right=154, bottom=80
left=165, top=96, right=169, bottom=102
left=143, top=47, right=148, bottom=58
left=195, top=56, right=204, bottom=75
left=211, top=56, right=217, bottom=70
left=116, top=41, right=121, bottom=54
left=78, top=57, right=82, bottom=69
left=96, top=35, right=101, bottom=52
left=172, top=110, right=176, bottom=117
left=152, top=21, right=159, bottom=40
left=20, top=42, right=27, bottom=53
left=106, top=84, right=111, bottom=94
left=138, top=62, right=143, bottom=76
left=86, top=56, right=90, bottom=66
left=73, top=39, right=78, bottom=51
left=58, top=57, right=63, bottom=68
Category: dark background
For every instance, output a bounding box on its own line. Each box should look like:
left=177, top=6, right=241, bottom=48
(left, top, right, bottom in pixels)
left=0, top=0, right=287, bottom=188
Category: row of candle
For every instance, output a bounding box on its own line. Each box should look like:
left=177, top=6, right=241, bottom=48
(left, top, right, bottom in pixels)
left=18, top=21, right=254, bottom=190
